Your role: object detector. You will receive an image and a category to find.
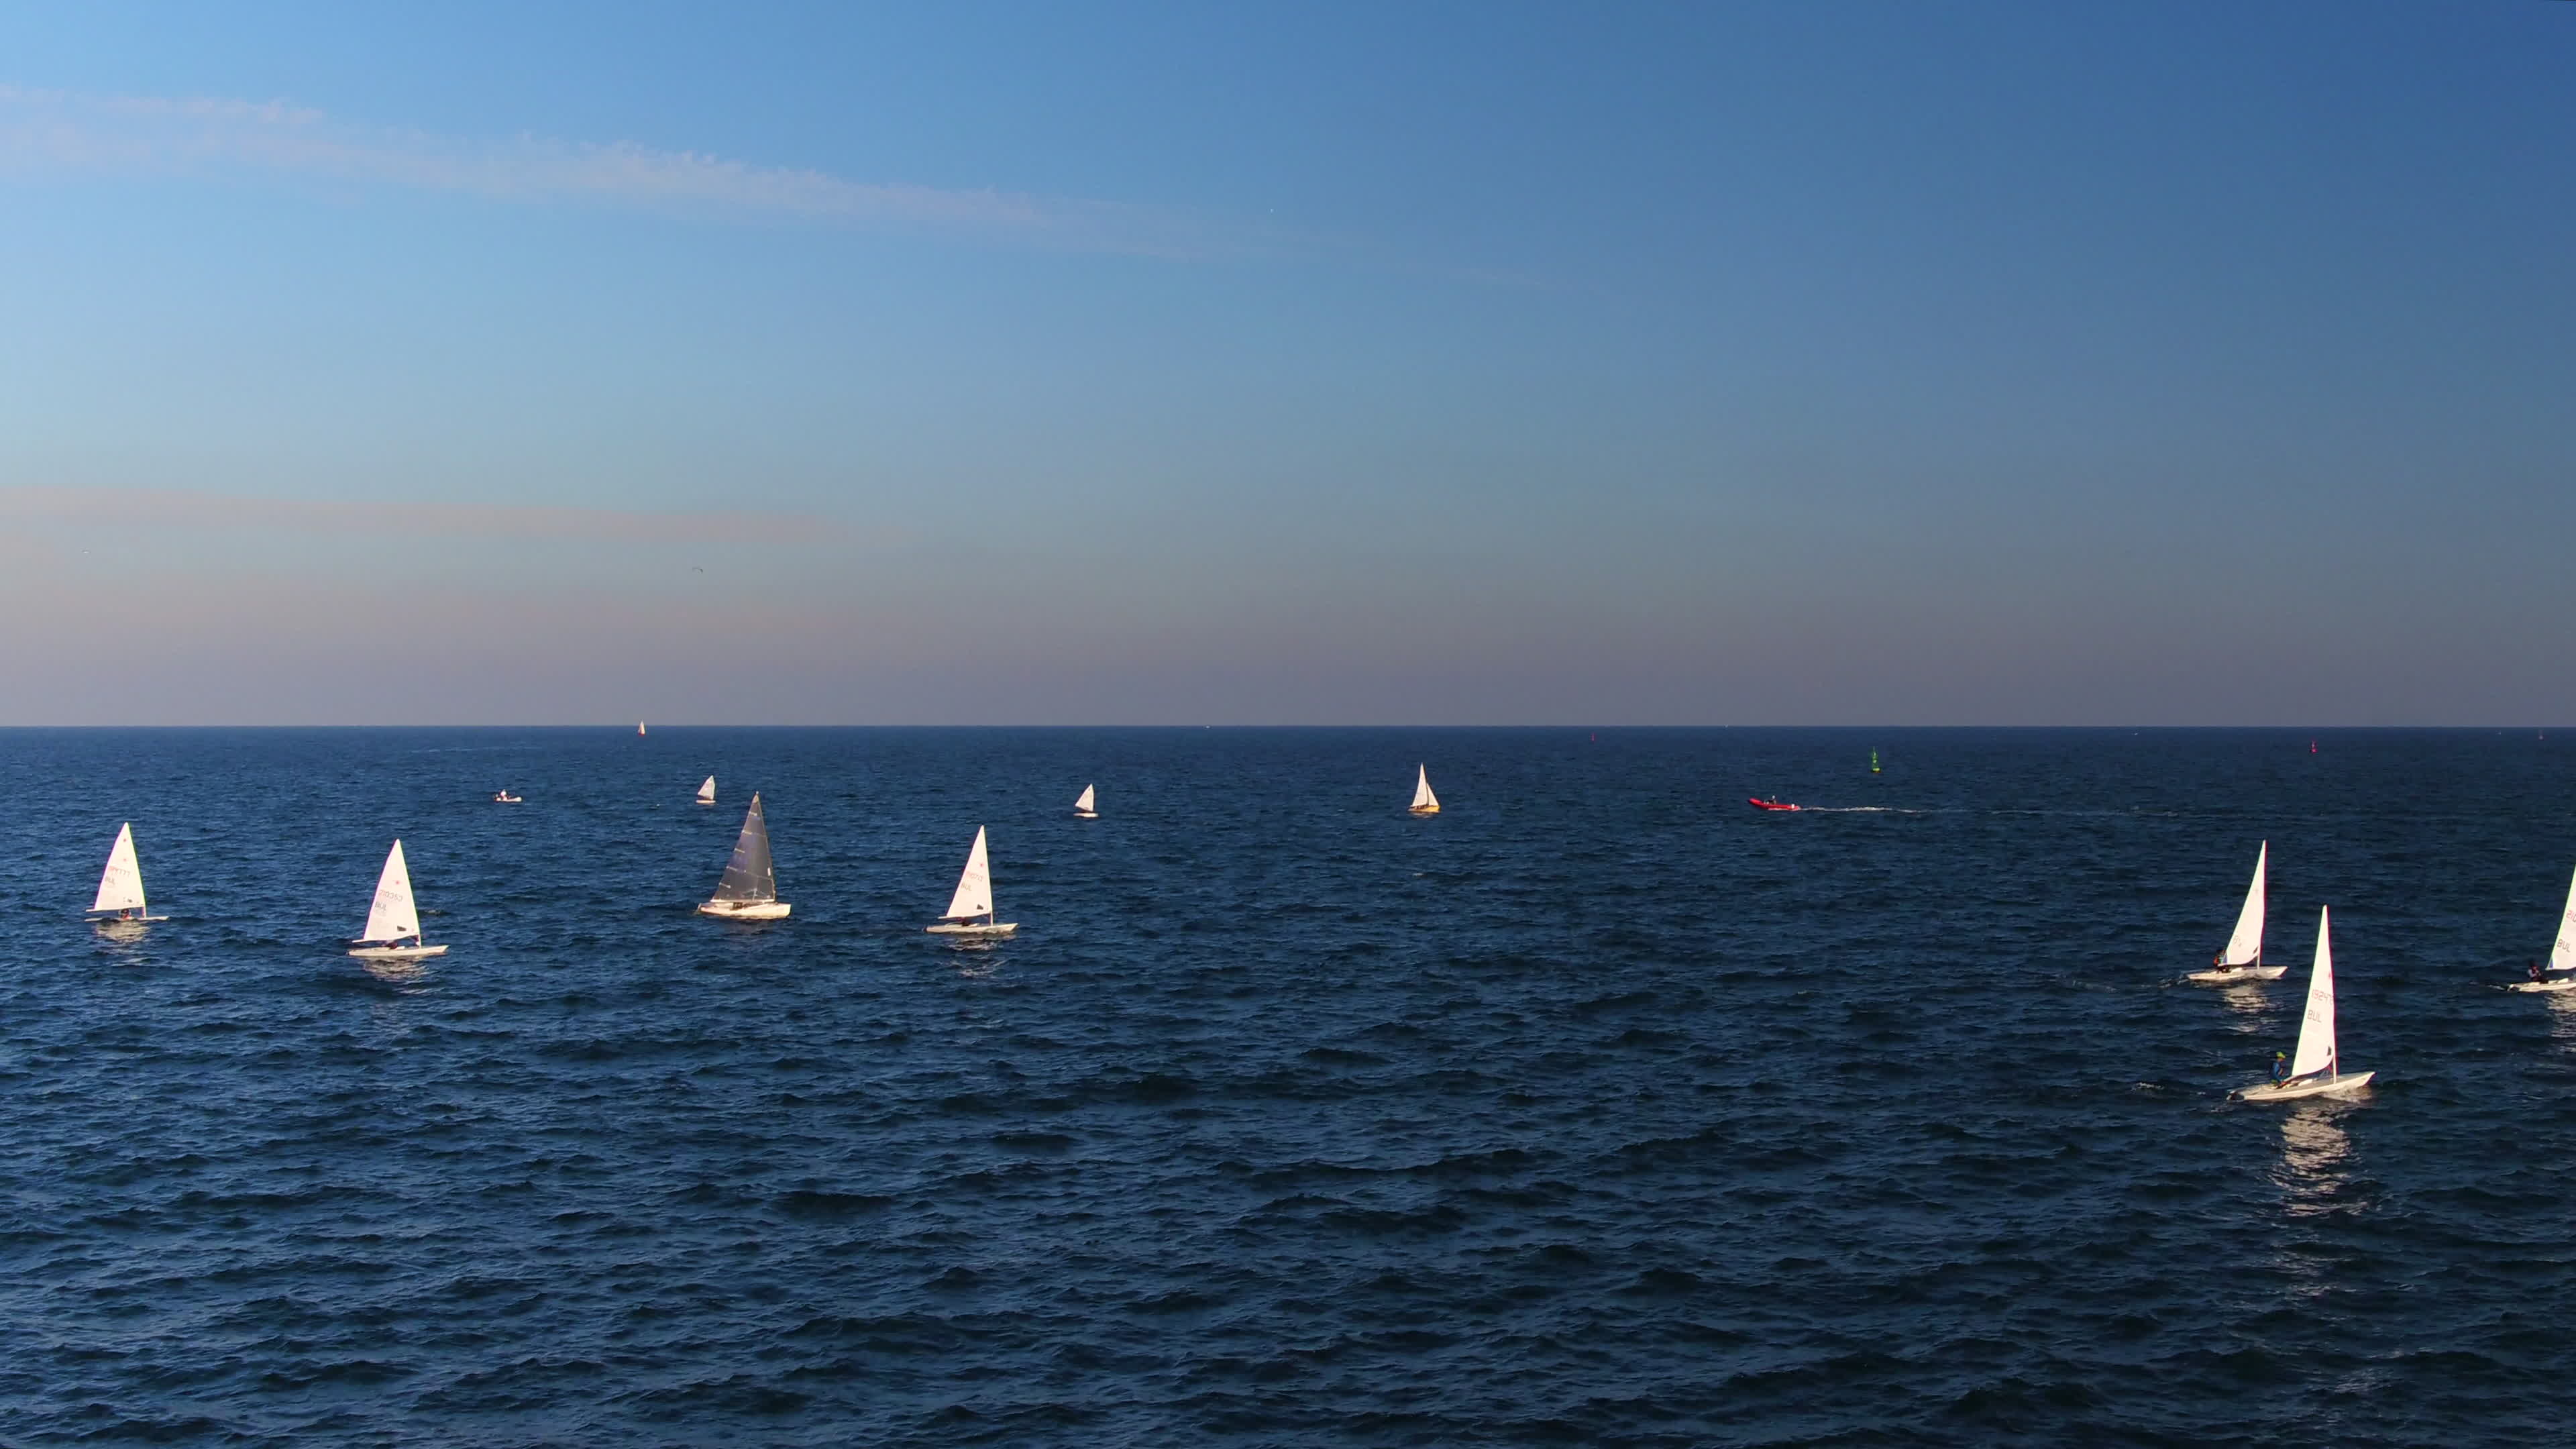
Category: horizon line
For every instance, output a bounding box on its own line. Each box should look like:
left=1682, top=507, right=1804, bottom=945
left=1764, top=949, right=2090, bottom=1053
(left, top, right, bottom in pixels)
left=0, top=723, right=2553, bottom=733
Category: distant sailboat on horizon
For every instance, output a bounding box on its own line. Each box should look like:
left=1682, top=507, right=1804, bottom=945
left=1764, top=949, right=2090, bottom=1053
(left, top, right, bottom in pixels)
left=1073, top=784, right=1096, bottom=819
left=1409, top=765, right=1440, bottom=815
left=698, top=793, right=788, bottom=919
left=639, top=720, right=647, bottom=737
left=2190, top=842, right=2283, bottom=983
left=696, top=775, right=717, bottom=806
left=349, top=840, right=448, bottom=961
left=88, top=822, right=165, bottom=925
left=2235, top=906, right=2373, bottom=1102
left=928, top=826, right=1016, bottom=936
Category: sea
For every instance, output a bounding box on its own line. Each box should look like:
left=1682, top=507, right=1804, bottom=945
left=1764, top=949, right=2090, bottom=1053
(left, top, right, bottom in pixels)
left=5, top=727, right=2575, bottom=1446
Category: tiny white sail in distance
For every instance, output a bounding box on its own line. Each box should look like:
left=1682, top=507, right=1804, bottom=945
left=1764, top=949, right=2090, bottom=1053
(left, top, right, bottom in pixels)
left=928, top=825, right=1016, bottom=936
left=698, top=792, right=788, bottom=919
left=1073, top=784, right=1096, bottom=818
left=350, top=839, right=448, bottom=959
left=2189, top=843, right=2282, bottom=983
left=89, top=822, right=162, bottom=921
left=2235, top=905, right=2371, bottom=1102
left=696, top=775, right=717, bottom=805
left=1409, top=765, right=1440, bottom=815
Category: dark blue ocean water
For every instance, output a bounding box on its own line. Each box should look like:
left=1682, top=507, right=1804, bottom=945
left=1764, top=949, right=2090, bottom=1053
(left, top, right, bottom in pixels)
left=7, top=727, right=2576, bottom=1446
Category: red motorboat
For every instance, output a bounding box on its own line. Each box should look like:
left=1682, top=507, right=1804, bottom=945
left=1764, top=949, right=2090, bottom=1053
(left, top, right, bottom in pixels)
left=1747, top=797, right=1801, bottom=812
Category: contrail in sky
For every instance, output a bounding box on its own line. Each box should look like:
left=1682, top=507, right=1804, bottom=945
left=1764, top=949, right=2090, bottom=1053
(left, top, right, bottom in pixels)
left=0, top=84, right=1245, bottom=258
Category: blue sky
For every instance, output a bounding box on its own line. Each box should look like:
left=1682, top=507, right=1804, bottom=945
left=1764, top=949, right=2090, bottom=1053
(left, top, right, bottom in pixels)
left=2, top=2, right=2569, bottom=724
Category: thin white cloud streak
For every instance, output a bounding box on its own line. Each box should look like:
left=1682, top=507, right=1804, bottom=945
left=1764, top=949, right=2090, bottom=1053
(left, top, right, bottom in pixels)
left=0, top=85, right=1244, bottom=257
left=0, top=486, right=872, bottom=545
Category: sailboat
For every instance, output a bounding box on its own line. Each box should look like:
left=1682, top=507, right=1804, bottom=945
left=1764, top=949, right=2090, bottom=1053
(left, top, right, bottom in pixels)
left=638, top=720, right=647, bottom=737
left=696, top=775, right=717, bottom=806
left=927, top=826, right=1016, bottom=936
left=87, top=822, right=166, bottom=923
left=1409, top=765, right=1440, bottom=815
left=698, top=792, right=788, bottom=919
left=2507, top=863, right=2576, bottom=993
left=2235, top=906, right=2372, bottom=1102
left=1073, top=784, right=1097, bottom=819
left=348, top=840, right=449, bottom=960
left=2190, top=842, right=2284, bottom=983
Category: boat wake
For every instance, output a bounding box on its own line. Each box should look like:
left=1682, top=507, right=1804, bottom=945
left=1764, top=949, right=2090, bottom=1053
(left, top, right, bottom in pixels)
left=1797, top=806, right=1923, bottom=814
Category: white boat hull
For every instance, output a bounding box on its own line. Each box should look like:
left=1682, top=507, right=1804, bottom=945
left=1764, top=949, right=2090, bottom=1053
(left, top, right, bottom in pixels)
left=2235, top=1070, right=2373, bottom=1102
left=928, top=920, right=1017, bottom=936
left=349, top=943, right=449, bottom=961
left=2189, top=963, right=2288, bottom=984
left=1075, top=811, right=1097, bottom=819
left=698, top=899, right=790, bottom=920
left=2509, top=976, right=2576, bottom=994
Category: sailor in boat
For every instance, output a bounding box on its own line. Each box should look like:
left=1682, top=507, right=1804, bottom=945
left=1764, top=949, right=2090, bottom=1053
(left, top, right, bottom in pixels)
left=2533, top=959, right=2548, bottom=985
left=2265, top=1049, right=2346, bottom=1093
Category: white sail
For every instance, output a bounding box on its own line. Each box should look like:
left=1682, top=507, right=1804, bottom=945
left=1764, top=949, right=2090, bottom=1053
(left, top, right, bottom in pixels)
left=359, top=840, right=423, bottom=943
left=91, top=822, right=146, bottom=915
left=1074, top=784, right=1095, bottom=814
left=2553, top=864, right=2576, bottom=974
left=2288, top=906, right=2338, bottom=1079
left=2218, top=842, right=2267, bottom=967
left=1410, top=765, right=1439, bottom=812
left=697, top=775, right=717, bottom=804
left=944, top=826, right=994, bottom=920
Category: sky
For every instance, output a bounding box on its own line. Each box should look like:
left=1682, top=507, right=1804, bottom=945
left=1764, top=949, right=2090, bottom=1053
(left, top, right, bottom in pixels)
left=1, top=1, right=2570, bottom=725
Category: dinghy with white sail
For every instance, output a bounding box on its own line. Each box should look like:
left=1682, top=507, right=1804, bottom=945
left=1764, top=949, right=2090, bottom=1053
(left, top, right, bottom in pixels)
left=698, top=793, right=788, bottom=919
left=2190, top=842, right=2282, bottom=983
left=2508, top=864, right=2576, bottom=992
left=1409, top=765, right=1440, bottom=815
left=1073, top=784, right=1097, bottom=818
left=2235, top=906, right=2371, bottom=1102
left=349, top=840, right=448, bottom=960
left=696, top=775, right=717, bottom=806
left=87, top=822, right=165, bottom=923
left=928, top=826, right=1016, bottom=936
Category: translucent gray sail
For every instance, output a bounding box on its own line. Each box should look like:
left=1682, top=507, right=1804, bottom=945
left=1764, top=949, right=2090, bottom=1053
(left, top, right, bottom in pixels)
left=714, top=793, right=777, bottom=902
